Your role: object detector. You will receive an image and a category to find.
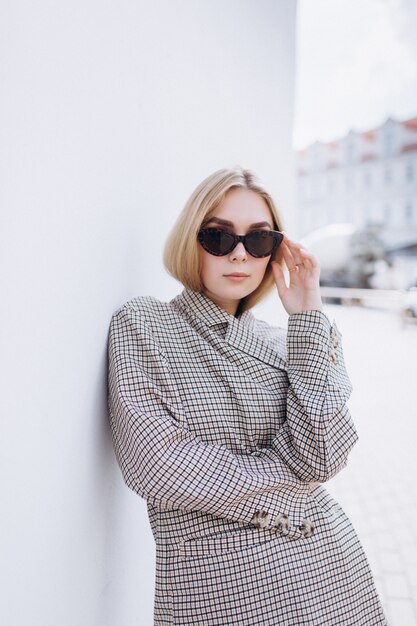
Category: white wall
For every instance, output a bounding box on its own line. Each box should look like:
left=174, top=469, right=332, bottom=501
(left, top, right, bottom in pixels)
left=0, top=1, right=297, bottom=624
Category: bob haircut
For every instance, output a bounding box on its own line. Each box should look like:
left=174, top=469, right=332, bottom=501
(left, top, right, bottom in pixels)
left=163, top=166, right=285, bottom=313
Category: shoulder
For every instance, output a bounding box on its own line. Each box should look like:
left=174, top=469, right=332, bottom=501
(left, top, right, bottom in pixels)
left=114, top=295, right=168, bottom=320
left=110, top=294, right=184, bottom=338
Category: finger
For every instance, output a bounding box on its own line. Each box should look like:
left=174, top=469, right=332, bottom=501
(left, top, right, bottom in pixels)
left=299, top=248, right=320, bottom=268
left=301, top=258, right=316, bottom=273
left=284, top=236, right=313, bottom=256
left=282, top=249, right=305, bottom=281
left=271, top=261, right=288, bottom=298
left=282, top=234, right=305, bottom=250
left=284, top=238, right=306, bottom=266
left=293, top=251, right=304, bottom=267
left=298, top=257, right=313, bottom=272
left=280, top=242, right=298, bottom=271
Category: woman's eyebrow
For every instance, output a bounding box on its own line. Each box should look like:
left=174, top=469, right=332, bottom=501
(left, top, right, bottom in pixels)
left=204, top=217, right=273, bottom=228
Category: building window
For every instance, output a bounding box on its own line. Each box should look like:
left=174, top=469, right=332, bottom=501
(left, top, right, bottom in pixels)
left=404, top=202, right=413, bottom=223
left=406, top=163, right=414, bottom=181
left=363, top=171, right=372, bottom=187
left=346, top=144, right=354, bottom=164
left=327, top=176, right=334, bottom=194
left=345, top=176, right=354, bottom=192
left=384, top=133, right=393, bottom=157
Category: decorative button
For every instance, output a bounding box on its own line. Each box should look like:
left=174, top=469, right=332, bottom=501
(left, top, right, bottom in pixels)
left=251, top=510, right=271, bottom=528
left=274, top=514, right=289, bottom=532
left=331, top=324, right=341, bottom=348
left=299, top=519, right=315, bottom=538
left=329, top=351, right=338, bottom=365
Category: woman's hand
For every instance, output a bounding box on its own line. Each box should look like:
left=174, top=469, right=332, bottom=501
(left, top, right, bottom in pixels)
left=271, top=234, right=323, bottom=315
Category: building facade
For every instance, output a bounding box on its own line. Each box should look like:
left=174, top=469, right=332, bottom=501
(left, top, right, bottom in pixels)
left=296, top=116, right=417, bottom=241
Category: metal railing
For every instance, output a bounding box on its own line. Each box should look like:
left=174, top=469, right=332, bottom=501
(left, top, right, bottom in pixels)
left=320, top=286, right=402, bottom=304
left=320, top=286, right=417, bottom=325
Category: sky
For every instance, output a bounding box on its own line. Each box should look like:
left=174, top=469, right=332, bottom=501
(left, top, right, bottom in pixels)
left=293, top=0, right=417, bottom=149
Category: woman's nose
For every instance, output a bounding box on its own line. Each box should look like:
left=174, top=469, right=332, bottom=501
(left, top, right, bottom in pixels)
left=229, top=241, right=247, bottom=261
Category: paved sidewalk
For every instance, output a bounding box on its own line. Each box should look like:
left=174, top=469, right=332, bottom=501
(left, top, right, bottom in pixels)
left=256, top=297, right=417, bottom=625
left=321, top=304, right=417, bottom=626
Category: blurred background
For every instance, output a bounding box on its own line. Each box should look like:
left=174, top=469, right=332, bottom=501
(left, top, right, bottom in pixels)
left=294, top=0, right=417, bottom=312
left=0, top=1, right=416, bottom=625
left=257, top=2, right=417, bottom=624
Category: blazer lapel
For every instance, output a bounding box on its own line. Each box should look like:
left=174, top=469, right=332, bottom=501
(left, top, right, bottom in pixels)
left=225, top=316, right=287, bottom=371
left=171, top=288, right=287, bottom=372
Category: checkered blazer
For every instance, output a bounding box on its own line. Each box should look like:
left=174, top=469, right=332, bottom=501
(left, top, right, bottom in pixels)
left=108, top=288, right=388, bottom=625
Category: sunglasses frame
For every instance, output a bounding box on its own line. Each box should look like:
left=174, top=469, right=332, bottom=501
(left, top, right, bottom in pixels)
left=197, top=227, right=284, bottom=258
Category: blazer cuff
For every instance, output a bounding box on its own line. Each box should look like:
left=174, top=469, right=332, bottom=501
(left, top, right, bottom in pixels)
left=287, top=309, right=332, bottom=344
left=225, top=482, right=310, bottom=531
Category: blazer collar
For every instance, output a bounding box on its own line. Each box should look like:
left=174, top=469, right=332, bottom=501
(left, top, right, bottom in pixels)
left=171, top=289, right=285, bottom=370
left=171, top=288, right=255, bottom=330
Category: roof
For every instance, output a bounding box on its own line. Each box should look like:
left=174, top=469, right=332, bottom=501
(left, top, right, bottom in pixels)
left=403, top=117, right=417, bottom=131
left=401, top=143, right=417, bottom=154
left=296, top=114, right=417, bottom=154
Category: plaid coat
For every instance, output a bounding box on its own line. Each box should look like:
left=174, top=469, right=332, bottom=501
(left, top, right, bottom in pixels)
left=108, top=288, right=388, bottom=625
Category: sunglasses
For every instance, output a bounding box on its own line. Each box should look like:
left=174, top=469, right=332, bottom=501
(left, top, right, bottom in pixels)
left=197, top=227, right=284, bottom=258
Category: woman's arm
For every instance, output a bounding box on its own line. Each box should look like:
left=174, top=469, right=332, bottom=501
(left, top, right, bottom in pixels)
left=267, top=309, right=358, bottom=482
left=108, top=305, right=311, bottom=529
left=264, top=235, right=358, bottom=481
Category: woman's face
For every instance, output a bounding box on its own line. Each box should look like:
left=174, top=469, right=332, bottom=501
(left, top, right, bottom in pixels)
left=198, top=187, right=274, bottom=315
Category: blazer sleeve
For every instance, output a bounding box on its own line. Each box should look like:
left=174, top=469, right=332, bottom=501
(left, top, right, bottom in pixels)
left=269, top=310, right=358, bottom=482
left=108, top=305, right=311, bottom=528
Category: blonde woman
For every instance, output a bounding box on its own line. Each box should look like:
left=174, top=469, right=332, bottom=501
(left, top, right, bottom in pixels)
left=108, top=167, right=388, bottom=625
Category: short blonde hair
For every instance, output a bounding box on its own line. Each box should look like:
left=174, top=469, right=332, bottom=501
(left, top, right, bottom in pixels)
left=163, top=166, right=285, bottom=312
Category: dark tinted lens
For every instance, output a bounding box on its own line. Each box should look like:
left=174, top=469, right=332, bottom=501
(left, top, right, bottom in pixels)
left=199, top=228, right=236, bottom=255
left=245, top=231, right=283, bottom=257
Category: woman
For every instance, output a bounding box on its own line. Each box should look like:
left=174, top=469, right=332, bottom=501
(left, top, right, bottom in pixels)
left=108, top=167, right=388, bottom=625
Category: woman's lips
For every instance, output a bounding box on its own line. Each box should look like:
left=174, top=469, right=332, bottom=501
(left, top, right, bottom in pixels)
left=224, top=273, right=249, bottom=281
